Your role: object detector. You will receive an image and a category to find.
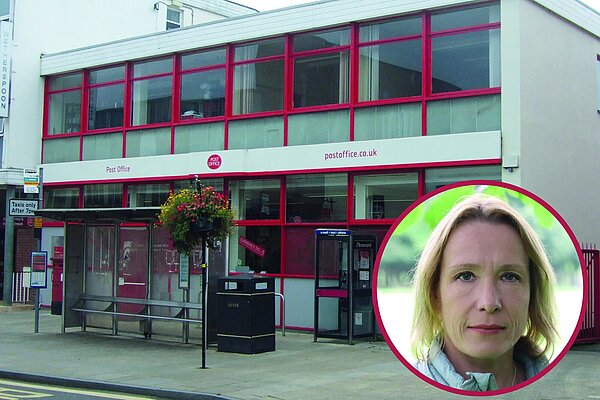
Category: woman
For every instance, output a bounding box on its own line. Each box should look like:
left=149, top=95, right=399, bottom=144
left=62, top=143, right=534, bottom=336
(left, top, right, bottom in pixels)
left=411, top=194, right=558, bottom=391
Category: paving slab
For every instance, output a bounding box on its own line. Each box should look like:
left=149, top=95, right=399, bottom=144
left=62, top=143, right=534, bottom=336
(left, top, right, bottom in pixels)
left=0, top=309, right=599, bottom=399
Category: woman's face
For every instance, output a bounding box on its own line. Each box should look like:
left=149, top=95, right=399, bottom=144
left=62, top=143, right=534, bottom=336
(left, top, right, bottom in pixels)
left=436, top=221, right=530, bottom=363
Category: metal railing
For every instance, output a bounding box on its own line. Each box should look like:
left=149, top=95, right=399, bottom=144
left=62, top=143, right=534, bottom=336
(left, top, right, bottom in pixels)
left=12, top=272, right=30, bottom=303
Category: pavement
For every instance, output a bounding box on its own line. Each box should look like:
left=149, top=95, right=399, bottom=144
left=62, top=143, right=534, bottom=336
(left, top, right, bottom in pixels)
left=0, top=307, right=600, bottom=400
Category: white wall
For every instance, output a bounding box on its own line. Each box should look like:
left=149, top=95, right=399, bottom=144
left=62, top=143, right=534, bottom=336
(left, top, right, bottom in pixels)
left=503, top=0, right=600, bottom=245
left=2, top=0, right=241, bottom=171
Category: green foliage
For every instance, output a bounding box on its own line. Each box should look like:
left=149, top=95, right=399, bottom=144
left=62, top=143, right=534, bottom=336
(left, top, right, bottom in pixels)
left=158, top=187, right=235, bottom=254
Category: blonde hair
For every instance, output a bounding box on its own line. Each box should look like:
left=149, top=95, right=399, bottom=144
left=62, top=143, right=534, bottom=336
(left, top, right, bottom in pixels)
left=411, top=194, right=558, bottom=361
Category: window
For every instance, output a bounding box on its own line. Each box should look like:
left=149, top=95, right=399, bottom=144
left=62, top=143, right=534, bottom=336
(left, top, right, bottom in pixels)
left=83, top=184, right=123, bottom=208
left=174, top=178, right=223, bottom=193
left=233, top=39, right=285, bottom=115
left=131, top=58, right=172, bottom=126
left=166, top=7, right=182, bottom=30
left=293, top=28, right=350, bottom=108
left=126, top=127, right=171, bottom=157
left=180, top=48, right=226, bottom=120
left=127, top=183, right=170, bottom=207
left=43, top=137, right=80, bottom=163
left=228, top=116, right=283, bottom=149
left=229, top=226, right=281, bottom=274
left=47, top=73, right=82, bottom=135
left=287, top=110, right=349, bottom=146
left=0, top=0, right=9, bottom=19
left=44, top=188, right=80, bottom=209
left=353, top=173, right=418, bottom=220
left=425, top=165, right=501, bottom=193
left=359, top=16, right=422, bottom=101
left=286, top=173, right=347, bottom=222
left=174, top=123, right=224, bottom=153
left=88, top=66, right=125, bottom=130
left=426, top=94, right=501, bottom=135
left=354, top=103, right=421, bottom=141
left=431, top=4, right=501, bottom=94
left=83, top=132, right=122, bottom=160
left=229, top=179, right=281, bottom=220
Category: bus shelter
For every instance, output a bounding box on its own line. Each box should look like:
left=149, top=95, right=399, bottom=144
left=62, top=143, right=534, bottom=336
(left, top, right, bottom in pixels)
left=35, top=208, right=226, bottom=345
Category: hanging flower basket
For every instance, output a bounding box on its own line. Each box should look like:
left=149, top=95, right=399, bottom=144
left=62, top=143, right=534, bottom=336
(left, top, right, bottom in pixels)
left=158, top=186, right=235, bottom=255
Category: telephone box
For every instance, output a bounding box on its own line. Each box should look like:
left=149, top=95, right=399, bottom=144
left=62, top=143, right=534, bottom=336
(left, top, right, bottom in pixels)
left=313, top=229, right=376, bottom=344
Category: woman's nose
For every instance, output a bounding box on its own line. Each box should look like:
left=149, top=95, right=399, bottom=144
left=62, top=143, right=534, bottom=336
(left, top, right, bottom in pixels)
left=478, top=281, right=502, bottom=313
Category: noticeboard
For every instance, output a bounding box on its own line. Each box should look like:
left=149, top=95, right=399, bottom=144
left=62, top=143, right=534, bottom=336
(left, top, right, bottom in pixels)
left=179, top=253, right=190, bottom=289
left=30, top=251, right=48, bottom=288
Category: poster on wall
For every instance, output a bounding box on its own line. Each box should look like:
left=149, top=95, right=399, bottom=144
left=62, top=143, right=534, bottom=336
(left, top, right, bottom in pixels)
left=30, top=251, right=48, bottom=288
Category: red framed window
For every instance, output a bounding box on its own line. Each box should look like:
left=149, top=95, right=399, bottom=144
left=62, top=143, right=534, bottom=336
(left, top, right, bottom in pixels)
left=179, top=47, right=226, bottom=121
left=292, top=27, right=351, bottom=109
left=131, top=58, right=173, bottom=126
left=232, top=38, right=285, bottom=116
left=87, top=65, right=126, bottom=130
left=46, top=72, right=83, bottom=135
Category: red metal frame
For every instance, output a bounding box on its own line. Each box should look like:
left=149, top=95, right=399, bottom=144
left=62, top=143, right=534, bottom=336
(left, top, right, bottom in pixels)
left=576, top=248, right=600, bottom=344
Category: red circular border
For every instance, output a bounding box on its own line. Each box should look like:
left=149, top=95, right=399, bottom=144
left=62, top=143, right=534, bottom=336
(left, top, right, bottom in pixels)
left=371, top=180, right=587, bottom=396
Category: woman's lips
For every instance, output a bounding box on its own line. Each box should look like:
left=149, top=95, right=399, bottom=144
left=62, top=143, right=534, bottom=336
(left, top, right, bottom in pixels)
left=468, top=324, right=505, bottom=334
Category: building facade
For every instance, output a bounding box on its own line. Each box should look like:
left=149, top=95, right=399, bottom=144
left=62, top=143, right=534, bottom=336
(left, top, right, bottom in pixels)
left=36, top=0, right=600, bottom=330
left=1, top=0, right=255, bottom=305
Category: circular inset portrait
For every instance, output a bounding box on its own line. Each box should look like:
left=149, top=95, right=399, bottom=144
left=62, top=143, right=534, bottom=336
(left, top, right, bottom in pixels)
left=374, top=181, right=585, bottom=395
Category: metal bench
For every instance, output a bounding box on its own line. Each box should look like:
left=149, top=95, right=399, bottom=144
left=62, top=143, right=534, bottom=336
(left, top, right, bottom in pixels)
left=71, top=294, right=203, bottom=340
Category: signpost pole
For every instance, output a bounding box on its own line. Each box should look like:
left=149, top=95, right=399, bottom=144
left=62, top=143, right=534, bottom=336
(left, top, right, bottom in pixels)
left=34, top=288, right=39, bottom=333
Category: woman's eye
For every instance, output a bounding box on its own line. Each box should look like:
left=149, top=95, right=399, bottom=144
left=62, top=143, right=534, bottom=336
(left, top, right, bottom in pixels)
left=456, top=272, right=475, bottom=282
left=501, top=272, right=521, bottom=282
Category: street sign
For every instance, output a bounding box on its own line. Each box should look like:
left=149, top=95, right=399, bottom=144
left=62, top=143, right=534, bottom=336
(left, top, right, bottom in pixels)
left=23, top=168, right=39, bottom=194
left=9, top=199, right=38, bottom=216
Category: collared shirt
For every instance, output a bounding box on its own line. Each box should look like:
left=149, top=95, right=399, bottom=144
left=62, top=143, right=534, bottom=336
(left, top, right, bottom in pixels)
left=414, top=337, right=549, bottom=391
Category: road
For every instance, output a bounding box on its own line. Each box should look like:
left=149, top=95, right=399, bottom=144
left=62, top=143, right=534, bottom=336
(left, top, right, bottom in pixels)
left=0, top=379, right=158, bottom=400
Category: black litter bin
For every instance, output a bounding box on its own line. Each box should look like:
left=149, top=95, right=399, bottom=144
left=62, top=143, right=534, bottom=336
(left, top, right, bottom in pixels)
left=217, top=274, right=275, bottom=354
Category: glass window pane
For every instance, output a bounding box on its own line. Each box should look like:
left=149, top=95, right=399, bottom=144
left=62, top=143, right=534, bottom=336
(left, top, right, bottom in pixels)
left=44, top=188, right=79, bottom=209
left=228, top=117, right=283, bottom=150
left=432, top=29, right=500, bottom=93
left=89, top=66, right=125, bottom=84
left=431, top=4, right=500, bottom=31
left=43, top=137, right=80, bottom=163
left=229, top=179, right=281, bottom=220
left=359, top=40, right=422, bottom=101
left=126, top=127, right=171, bottom=157
left=83, top=184, right=123, bottom=208
left=180, top=69, right=225, bottom=118
left=286, top=173, right=347, bottom=223
left=229, top=226, right=281, bottom=274
left=174, top=123, right=224, bottom=153
left=294, top=52, right=349, bottom=107
left=359, top=16, right=422, bottom=42
left=294, top=28, right=350, bottom=52
left=284, top=227, right=322, bottom=276
left=354, top=173, right=418, bottom=219
left=233, top=60, right=284, bottom=114
left=287, top=110, right=349, bottom=146
left=82, top=132, right=122, bottom=160
left=354, top=103, right=421, bottom=141
left=85, top=225, right=115, bottom=329
left=88, top=84, right=124, bottom=129
left=174, top=179, right=223, bottom=192
left=427, top=94, right=501, bottom=135
left=49, top=73, right=82, bottom=91
left=127, top=184, right=170, bottom=207
left=0, top=0, right=9, bottom=16
left=48, top=90, right=81, bottom=134
left=234, top=38, right=285, bottom=61
left=181, top=48, right=226, bottom=70
left=133, top=58, right=172, bottom=78
left=131, top=77, right=172, bottom=125
left=425, top=165, right=501, bottom=193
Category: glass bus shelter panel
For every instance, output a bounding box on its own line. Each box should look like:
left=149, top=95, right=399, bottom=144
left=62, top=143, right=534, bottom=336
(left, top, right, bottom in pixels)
left=84, top=225, right=116, bottom=330
left=64, top=223, right=85, bottom=329
left=116, top=226, right=149, bottom=335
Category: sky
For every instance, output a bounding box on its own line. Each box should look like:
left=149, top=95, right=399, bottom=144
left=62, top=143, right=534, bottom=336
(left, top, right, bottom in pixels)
left=234, top=0, right=600, bottom=13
